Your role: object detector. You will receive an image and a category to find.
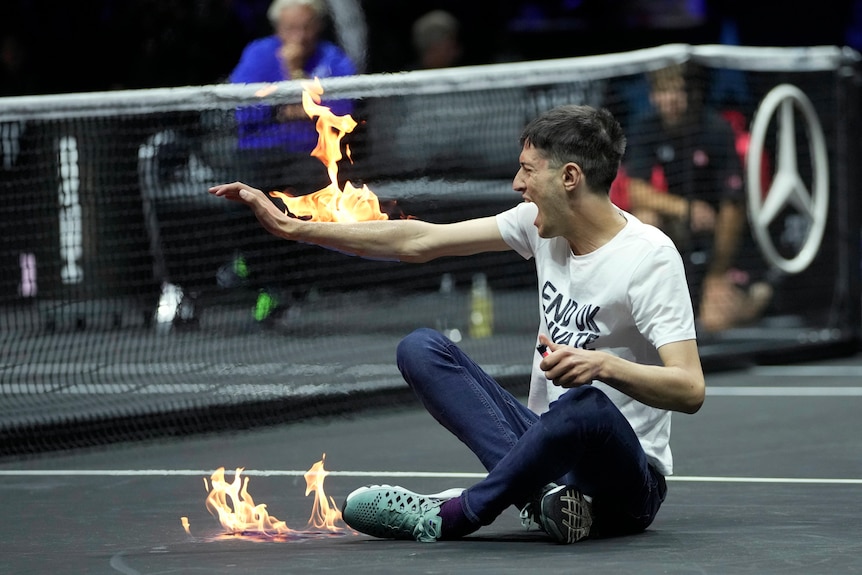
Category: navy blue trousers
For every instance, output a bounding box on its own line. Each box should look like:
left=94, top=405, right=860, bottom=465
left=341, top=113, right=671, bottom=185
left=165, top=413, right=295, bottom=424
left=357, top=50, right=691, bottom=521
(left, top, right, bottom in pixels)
left=397, top=328, right=667, bottom=537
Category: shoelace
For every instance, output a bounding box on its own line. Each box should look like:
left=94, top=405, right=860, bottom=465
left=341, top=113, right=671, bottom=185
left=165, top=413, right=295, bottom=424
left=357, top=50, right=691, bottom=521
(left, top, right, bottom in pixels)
left=519, top=504, right=538, bottom=531
left=520, top=482, right=559, bottom=531
left=378, top=493, right=443, bottom=541
left=412, top=511, right=443, bottom=542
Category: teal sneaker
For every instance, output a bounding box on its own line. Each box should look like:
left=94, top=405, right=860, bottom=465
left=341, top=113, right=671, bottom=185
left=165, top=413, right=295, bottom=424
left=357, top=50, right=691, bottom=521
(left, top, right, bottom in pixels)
left=341, top=484, right=464, bottom=543
left=520, top=483, right=593, bottom=544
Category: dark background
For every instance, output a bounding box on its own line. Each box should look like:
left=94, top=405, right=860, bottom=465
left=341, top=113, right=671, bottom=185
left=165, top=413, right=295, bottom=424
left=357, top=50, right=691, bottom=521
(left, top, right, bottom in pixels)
left=1, top=0, right=858, bottom=97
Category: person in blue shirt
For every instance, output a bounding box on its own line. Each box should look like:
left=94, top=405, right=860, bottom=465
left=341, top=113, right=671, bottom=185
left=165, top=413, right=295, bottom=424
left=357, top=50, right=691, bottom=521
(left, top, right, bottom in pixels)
left=221, top=0, right=357, bottom=321
left=228, top=0, right=356, bottom=189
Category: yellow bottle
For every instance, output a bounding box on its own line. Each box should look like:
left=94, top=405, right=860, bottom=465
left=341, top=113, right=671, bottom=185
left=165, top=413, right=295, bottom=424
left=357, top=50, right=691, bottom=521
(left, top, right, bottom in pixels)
left=469, top=273, right=493, bottom=339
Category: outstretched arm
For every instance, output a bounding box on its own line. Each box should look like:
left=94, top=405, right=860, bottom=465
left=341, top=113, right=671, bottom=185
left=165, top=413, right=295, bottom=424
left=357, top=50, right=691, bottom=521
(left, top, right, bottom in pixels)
left=208, top=181, right=512, bottom=263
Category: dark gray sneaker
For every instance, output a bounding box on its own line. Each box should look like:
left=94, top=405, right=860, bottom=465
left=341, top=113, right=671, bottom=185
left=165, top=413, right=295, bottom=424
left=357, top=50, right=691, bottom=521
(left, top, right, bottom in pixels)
left=521, top=483, right=593, bottom=544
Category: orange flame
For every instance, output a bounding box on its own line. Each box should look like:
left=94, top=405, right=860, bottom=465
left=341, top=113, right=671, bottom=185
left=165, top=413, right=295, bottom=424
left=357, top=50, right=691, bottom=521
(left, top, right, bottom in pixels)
left=205, top=467, right=295, bottom=537
left=188, top=455, right=349, bottom=540
left=304, top=453, right=343, bottom=531
left=269, top=77, right=390, bottom=222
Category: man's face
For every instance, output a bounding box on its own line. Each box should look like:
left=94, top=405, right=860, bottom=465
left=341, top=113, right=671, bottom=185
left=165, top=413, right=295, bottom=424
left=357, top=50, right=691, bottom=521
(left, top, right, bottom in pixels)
left=275, top=5, right=321, bottom=57
left=513, top=143, right=567, bottom=238
left=650, top=78, right=688, bottom=127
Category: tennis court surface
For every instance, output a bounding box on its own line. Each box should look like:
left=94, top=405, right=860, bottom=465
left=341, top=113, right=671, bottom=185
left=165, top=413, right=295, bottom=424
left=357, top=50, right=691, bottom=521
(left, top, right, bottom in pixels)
left=2, top=350, right=860, bottom=575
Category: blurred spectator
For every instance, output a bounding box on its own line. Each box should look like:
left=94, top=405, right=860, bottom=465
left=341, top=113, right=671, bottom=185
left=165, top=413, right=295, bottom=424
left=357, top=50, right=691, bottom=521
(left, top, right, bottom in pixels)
left=228, top=0, right=357, bottom=192
left=621, top=63, right=771, bottom=333
left=221, top=0, right=358, bottom=322
left=360, top=3, right=508, bottom=72
left=410, top=10, right=463, bottom=69
left=231, top=0, right=355, bottom=84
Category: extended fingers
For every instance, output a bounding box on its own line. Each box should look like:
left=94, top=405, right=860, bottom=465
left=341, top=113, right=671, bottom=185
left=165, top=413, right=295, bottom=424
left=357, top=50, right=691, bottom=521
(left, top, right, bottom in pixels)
left=209, top=182, right=263, bottom=203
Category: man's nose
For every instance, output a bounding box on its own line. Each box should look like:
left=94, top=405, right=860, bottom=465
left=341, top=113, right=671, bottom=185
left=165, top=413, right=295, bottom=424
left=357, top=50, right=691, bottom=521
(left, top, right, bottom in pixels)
left=512, top=171, right=525, bottom=192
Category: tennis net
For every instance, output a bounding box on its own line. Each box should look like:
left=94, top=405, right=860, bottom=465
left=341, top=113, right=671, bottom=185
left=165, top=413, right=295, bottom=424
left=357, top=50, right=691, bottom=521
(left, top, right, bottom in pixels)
left=1, top=44, right=859, bottom=456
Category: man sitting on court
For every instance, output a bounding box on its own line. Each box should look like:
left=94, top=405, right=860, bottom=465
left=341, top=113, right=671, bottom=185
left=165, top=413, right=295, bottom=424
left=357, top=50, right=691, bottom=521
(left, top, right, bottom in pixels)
left=209, top=104, right=705, bottom=544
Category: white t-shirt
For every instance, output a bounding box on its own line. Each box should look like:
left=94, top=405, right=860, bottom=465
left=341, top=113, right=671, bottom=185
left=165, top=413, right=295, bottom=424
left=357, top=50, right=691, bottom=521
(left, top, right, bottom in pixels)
left=496, top=201, right=696, bottom=476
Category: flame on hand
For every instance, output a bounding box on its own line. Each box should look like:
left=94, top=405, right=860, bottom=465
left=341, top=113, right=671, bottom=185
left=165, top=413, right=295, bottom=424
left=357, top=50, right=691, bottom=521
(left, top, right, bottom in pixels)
left=269, top=78, right=390, bottom=223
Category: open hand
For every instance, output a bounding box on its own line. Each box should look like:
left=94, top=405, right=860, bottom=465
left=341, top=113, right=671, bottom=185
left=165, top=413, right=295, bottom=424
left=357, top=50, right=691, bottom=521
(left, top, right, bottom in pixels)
left=209, top=182, right=295, bottom=239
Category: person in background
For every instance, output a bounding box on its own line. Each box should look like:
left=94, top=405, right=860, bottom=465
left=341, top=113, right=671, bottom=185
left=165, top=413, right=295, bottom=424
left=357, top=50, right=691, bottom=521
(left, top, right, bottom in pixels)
left=231, top=0, right=355, bottom=84
left=410, top=9, right=463, bottom=70
left=228, top=0, right=356, bottom=192
left=622, top=63, right=771, bottom=333
left=223, top=0, right=357, bottom=320
left=210, top=104, right=705, bottom=544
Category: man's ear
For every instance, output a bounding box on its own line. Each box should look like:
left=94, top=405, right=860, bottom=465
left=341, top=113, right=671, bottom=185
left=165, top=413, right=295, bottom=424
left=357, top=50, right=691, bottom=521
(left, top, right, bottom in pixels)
left=562, top=162, right=582, bottom=192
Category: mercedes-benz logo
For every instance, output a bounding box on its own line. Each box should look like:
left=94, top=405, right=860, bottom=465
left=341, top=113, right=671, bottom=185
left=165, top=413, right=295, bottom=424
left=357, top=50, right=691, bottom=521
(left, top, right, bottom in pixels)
left=746, top=84, right=829, bottom=274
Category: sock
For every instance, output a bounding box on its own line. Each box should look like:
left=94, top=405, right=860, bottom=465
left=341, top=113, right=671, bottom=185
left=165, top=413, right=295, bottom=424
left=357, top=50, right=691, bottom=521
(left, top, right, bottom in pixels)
left=437, top=495, right=480, bottom=540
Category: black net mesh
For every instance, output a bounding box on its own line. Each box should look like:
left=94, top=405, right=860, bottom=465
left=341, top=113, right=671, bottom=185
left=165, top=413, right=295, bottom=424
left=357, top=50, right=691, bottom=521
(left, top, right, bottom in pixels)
left=0, top=45, right=858, bottom=457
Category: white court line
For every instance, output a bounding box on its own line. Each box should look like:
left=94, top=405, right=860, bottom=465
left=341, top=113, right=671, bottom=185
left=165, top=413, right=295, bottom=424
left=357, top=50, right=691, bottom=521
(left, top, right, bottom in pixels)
left=0, top=469, right=859, bottom=485
left=706, top=386, right=862, bottom=396
left=749, top=365, right=862, bottom=377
